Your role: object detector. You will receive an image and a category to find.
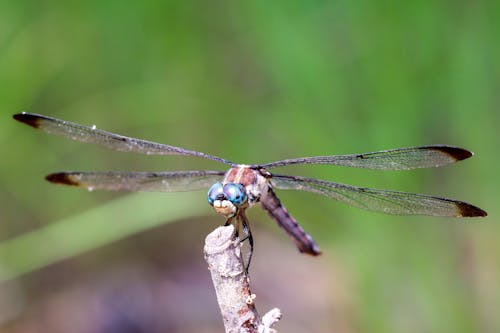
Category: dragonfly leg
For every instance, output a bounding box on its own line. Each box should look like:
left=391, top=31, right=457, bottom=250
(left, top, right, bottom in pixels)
left=223, top=213, right=253, bottom=272
left=224, top=216, right=234, bottom=227
left=224, top=216, right=239, bottom=241
left=239, top=211, right=254, bottom=272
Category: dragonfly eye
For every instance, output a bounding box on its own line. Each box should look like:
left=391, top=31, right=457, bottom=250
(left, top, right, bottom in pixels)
left=223, top=183, right=247, bottom=206
left=207, top=182, right=224, bottom=205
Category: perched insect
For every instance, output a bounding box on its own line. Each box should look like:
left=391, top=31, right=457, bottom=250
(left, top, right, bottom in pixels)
left=13, top=113, right=487, bottom=267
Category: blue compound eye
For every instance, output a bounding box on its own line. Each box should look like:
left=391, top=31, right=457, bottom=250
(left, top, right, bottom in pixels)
left=207, top=182, right=224, bottom=205
left=223, top=183, right=247, bottom=206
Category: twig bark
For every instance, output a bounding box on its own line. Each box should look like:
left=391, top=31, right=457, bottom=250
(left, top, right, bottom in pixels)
left=204, top=225, right=282, bottom=333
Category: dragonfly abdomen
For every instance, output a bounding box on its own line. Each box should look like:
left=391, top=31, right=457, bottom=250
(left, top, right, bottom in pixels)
left=260, top=188, right=321, bottom=256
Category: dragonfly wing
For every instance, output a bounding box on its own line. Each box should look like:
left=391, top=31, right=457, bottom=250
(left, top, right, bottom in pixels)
left=46, top=170, right=225, bottom=192
left=13, top=113, right=233, bottom=165
left=271, top=174, right=487, bottom=217
left=261, top=145, right=473, bottom=170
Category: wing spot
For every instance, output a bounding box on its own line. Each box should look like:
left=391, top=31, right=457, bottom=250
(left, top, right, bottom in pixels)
left=45, top=173, right=81, bottom=186
left=427, top=146, right=473, bottom=161
left=13, top=113, right=42, bottom=128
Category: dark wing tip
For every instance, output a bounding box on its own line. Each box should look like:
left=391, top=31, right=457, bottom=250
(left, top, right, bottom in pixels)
left=13, top=112, right=43, bottom=128
left=457, top=202, right=487, bottom=217
left=429, top=145, right=473, bottom=161
left=45, top=173, right=80, bottom=186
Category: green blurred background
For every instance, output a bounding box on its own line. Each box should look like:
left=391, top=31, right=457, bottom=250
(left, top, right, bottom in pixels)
left=1, top=1, right=498, bottom=332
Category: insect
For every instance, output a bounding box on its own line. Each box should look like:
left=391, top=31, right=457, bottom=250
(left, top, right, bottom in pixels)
left=13, top=112, right=487, bottom=266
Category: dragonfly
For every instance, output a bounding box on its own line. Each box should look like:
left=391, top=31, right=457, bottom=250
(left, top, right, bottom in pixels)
left=13, top=112, right=487, bottom=266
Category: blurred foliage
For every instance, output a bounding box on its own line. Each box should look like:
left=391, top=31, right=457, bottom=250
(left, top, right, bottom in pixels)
left=1, top=0, right=499, bottom=332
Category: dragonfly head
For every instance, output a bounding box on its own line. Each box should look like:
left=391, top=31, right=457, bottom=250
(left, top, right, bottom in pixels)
left=208, top=182, right=248, bottom=217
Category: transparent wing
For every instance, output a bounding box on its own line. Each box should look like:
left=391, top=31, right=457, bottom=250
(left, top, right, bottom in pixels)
left=46, top=170, right=225, bottom=192
left=271, top=175, right=486, bottom=217
left=13, top=113, right=233, bottom=165
left=261, top=145, right=473, bottom=170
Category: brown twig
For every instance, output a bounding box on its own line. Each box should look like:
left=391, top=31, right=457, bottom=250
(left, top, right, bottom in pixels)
left=204, top=225, right=281, bottom=333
